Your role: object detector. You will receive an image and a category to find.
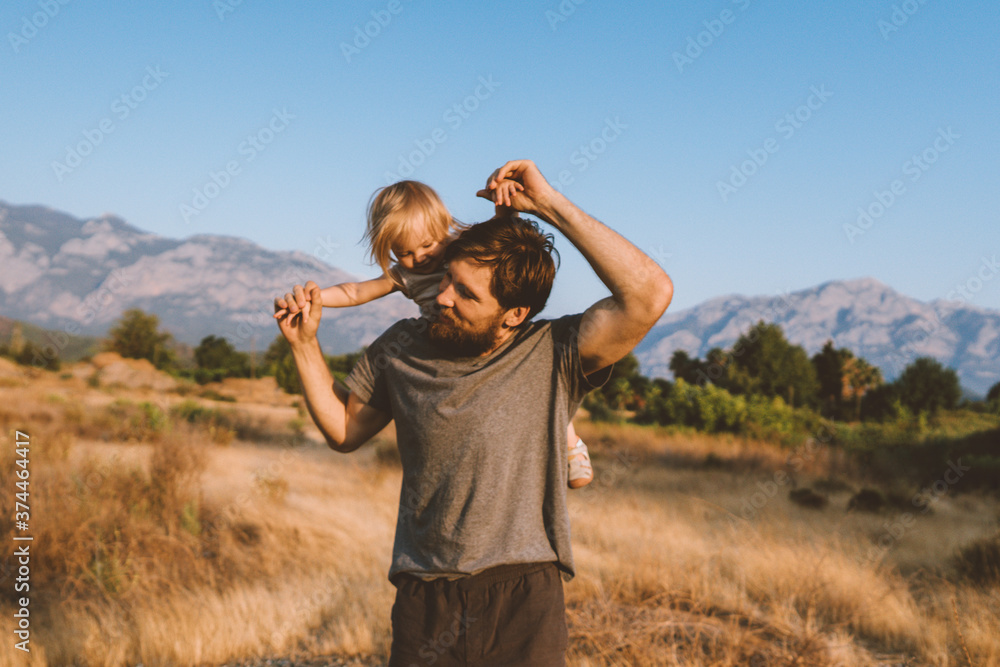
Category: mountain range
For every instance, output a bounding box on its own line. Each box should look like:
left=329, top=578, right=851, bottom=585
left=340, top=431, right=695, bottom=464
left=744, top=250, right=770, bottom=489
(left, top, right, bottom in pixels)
left=2, top=200, right=998, bottom=395
left=634, top=278, right=1000, bottom=396
left=0, top=201, right=415, bottom=356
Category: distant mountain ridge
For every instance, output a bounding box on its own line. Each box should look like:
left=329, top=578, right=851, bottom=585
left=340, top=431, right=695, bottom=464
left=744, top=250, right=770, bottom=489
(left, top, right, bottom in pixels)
left=0, top=201, right=415, bottom=355
left=634, top=277, right=1000, bottom=396
left=2, top=200, right=998, bottom=395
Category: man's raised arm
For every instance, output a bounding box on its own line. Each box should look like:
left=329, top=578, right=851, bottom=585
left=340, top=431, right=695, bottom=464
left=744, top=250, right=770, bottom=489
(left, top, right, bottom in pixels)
left=275, top=281, right=391, bottom=452
left=480, top=160, right=673, bottom=375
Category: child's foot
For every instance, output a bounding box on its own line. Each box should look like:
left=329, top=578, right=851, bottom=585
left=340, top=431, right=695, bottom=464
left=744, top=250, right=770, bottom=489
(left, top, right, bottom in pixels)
left=568, top=439, right=593, bottom=489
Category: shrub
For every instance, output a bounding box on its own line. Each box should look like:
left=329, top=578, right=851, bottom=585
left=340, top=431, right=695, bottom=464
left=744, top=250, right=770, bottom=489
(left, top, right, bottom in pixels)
left=848, top=488, right=886, bottom=513
left=789, top=488, right=828, bottom=509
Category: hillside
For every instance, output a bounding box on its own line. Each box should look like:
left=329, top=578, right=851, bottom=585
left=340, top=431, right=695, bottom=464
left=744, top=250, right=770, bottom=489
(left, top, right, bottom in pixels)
left=0, top=201, right=413, bottom=354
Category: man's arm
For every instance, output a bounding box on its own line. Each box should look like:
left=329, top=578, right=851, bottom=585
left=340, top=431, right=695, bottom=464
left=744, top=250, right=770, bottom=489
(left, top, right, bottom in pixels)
left=276, top=281, right=391, bottom=451
left=480, top=160, right=673, bottom=375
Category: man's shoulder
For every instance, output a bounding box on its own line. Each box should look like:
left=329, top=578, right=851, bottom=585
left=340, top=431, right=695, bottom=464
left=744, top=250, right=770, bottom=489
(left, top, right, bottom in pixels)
left=367, top=317, right=428, bottom=349
left=523, top=313, right=585, bottom=341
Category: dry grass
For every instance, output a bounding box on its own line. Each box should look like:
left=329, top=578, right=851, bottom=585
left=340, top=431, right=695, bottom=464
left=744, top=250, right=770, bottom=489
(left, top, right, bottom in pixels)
left=0, top=367, right=998, bottom=666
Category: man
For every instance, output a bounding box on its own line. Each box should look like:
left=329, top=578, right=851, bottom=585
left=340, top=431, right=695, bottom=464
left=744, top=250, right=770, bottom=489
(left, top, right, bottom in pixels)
left=276, top=160, right=672, bottom=665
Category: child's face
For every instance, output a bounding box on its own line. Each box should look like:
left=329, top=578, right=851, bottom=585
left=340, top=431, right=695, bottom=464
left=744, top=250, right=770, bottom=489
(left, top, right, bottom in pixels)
left=391, top=217, right=447, bottom=274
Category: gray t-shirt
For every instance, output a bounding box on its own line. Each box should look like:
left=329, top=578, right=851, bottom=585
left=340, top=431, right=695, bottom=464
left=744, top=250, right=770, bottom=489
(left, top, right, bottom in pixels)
left=344, top=313, right=610, bottom=582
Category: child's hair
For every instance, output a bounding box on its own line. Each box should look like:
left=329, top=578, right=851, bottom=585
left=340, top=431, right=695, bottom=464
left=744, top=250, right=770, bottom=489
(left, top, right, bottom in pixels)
left=363, top=181, right=463, bottom=274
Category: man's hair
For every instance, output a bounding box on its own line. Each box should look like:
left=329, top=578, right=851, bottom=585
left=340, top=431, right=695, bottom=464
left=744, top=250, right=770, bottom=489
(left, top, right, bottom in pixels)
left=363, top=180, right=464, bottom=274
left=444, top=214, right=559, bottom=322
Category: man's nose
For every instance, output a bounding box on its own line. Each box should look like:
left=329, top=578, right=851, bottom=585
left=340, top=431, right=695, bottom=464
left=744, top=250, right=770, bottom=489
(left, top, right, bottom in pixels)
left=437, top=280, right=455, bottom=307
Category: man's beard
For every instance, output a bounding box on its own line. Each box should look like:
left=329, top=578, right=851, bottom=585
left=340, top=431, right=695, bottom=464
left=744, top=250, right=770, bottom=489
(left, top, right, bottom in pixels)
left=427, top=308, right=506, bottom=357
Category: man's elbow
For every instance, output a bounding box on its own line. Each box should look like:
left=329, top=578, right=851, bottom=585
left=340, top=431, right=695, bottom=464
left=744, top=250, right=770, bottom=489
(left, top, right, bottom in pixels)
left=654, top=273, right=674, bottom=318
left=324, top=436, right=358, bottom=454
left=635, top=270, right=672, bottom=323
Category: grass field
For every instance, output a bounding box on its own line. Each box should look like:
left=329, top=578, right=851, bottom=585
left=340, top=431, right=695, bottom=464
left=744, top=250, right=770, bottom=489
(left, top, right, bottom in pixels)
left=0, top=359, right=997, bottom=666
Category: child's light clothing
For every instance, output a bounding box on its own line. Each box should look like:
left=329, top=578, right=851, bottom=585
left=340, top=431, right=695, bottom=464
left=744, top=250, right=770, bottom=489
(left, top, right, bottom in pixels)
left=388, top=263, right=446, bottom=320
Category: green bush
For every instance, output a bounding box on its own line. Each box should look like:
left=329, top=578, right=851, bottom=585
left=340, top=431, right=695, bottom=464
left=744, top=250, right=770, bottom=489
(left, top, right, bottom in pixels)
left=637, top=379, right=827, bottom=445
left=105, top=309, right=175, bottom=370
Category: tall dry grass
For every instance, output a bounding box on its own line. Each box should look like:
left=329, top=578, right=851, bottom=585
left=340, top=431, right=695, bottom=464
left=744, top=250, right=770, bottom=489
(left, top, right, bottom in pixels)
left=0, top=369, right=997, bottom=666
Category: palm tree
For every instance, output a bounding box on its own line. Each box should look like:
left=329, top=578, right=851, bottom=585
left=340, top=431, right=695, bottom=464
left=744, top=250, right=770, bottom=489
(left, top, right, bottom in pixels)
left=842, top=356, right=882, bottom=422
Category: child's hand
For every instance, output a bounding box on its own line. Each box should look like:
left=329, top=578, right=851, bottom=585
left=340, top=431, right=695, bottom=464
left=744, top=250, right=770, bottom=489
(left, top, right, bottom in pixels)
left=273, top=284, right=315, bottom=321
left=491, top=179, right=523, bottom=208
left=476, top=178, right=523, bottom=217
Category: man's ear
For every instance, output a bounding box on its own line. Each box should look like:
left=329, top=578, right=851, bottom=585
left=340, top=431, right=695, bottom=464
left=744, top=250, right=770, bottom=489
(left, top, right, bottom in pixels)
left=502, top=306, right=530, bottom=329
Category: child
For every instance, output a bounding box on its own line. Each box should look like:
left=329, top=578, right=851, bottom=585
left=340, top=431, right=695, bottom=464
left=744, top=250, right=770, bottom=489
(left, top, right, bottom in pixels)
left=275, top=180, right=593, bottom=488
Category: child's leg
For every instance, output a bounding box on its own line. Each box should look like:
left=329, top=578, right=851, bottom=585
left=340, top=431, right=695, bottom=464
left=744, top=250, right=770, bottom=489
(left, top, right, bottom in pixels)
left=567, top=421, right=593, bottom=489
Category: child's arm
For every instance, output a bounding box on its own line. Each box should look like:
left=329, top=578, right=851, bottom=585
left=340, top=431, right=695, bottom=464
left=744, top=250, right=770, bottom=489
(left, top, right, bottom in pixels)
left=274, top=275, right=396, bottom=318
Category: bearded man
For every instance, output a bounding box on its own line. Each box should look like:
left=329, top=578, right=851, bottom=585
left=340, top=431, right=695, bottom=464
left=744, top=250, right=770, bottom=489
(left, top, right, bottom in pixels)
left=276, top=159, right=673, bottom=666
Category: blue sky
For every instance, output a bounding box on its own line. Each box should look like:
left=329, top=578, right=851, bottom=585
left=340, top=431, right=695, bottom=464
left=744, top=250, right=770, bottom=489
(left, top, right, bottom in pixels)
left=2, top=1, right=998, bottom=317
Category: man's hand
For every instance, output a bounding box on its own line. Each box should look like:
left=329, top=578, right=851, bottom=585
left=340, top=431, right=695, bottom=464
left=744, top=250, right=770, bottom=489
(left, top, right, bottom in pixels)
left=275, top=281, right=323, bottom=344
left=478, top=161, right=672, bottom=376
left=476, top=160, right=557, bottom=218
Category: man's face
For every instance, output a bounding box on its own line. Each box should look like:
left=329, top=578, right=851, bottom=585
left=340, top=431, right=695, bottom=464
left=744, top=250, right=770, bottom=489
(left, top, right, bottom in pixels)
left=428, top=257, right=508, bottom=357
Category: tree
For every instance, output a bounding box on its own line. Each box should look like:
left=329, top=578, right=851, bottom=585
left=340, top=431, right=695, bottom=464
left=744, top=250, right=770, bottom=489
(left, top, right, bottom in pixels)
left=726, top=321, right=818, bottom=408
left=841, top=356, right=882, bottom=422
left=594, top=352, right=645, bottom=410
left=327, top=350, right=364, bottom=382
left=894, top=357, right=960, bottom=416
left=987, top=381, right=1000, bottom=406
left=702, top=347, right=731, bottom=387
left=263, top=335, right=300, bottom=394
left=812, top=340, right=851, bottom=417
left=105, top=309, right=175, bottom=369
left=193, top=335, right=250, bottom=383
left=860, top=383, right=899, bottom=421
left=16, top=340, right=60, bottom=371
left=669, top=350, right=707, bottom=386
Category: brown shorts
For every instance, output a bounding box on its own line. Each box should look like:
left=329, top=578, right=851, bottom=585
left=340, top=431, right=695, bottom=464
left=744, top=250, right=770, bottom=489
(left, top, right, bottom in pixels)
left=388, top=561, right=568, bottom=667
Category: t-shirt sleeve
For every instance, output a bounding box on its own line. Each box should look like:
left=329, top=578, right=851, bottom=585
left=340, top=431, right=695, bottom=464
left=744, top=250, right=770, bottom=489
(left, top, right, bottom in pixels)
left=343, top=329, right=395, bottom=414
left=550, top=313, right=613, bottom=404
left=387, top=264, right=409, bottom=298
